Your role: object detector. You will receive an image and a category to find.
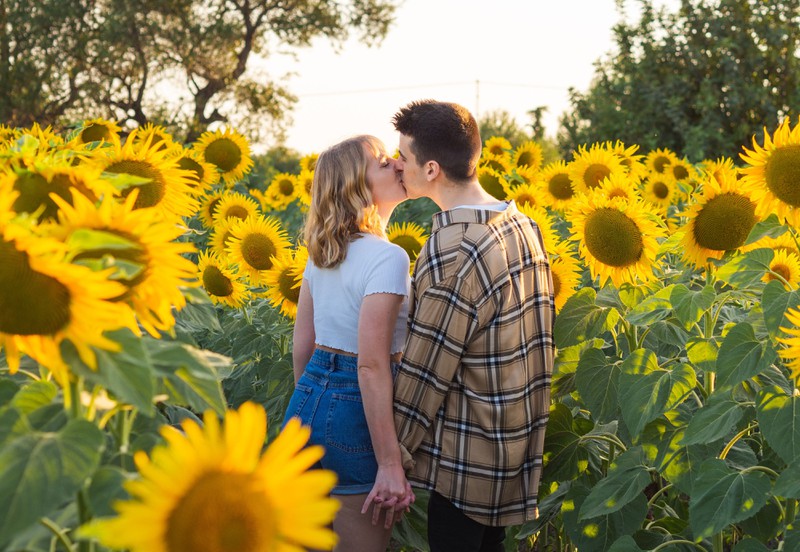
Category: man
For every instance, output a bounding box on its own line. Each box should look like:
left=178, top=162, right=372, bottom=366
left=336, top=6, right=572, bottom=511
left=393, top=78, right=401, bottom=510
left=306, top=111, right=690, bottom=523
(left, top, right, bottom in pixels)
left=391, top=100, right=555, bottom=552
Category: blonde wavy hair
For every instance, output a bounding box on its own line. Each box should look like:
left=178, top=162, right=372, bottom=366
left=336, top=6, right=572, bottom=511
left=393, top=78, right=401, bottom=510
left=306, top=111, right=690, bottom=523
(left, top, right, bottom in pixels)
left=303, top=135, right=385, bottom=268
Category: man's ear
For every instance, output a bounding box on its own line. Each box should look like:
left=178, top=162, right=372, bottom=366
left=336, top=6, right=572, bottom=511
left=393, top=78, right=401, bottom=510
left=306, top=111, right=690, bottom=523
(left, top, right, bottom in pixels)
left=425, top=160, right=440, bottom=182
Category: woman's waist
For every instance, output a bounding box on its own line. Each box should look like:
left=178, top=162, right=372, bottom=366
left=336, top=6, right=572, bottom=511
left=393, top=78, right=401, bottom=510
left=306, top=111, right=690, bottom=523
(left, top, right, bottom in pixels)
left=315, top=345, right=403, bottom=365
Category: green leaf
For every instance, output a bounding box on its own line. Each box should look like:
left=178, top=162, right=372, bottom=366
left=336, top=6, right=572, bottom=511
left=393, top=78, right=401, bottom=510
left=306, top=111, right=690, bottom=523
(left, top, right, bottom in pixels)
left=542, top=403, right=591, bottom=484
left=562, top=482, right=648, bottom=552
left=10, top=381, right=58, bottom=414
left=689, top=458, right=771, bottom=539
left=554, top=287, right=620, bottom=349
left=773, top=458, right=800, bottom=498
left=625, top=294, right=672, bottom=326
left=618, top=350, right=696, bottom=438
left=671, top=284, right=715, bottom=329
left=0, top=420, right=104, bottom=548
left=716, top=248, right=773, bottom=289
left=66, top=228, right=142, bottom=254
left=745, top=213, right=788, bottom=245
left=0, top=407, right=27, bottom=448
left=715, top=323, right=777, bottom=389
left=681, top=395, right=744, bottom=445
left=575, top=348, right=621, bottom=424
left=608, top=535, right=645, bottom=552
left=762, top=279, right=800, bottom=341
left=87, top=466, right=132, bottom=517
left=579, top=447, right=651, bottom=519
left=686, top=337, right=720, bottom=373
left=756, top=386, right=800, bottom=464
left=738, top=501, right=783, bottom=543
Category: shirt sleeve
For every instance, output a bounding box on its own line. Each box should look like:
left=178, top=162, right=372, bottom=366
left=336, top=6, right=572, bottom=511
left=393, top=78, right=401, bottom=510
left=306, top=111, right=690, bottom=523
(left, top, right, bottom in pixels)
left=393, top=274, right=480, bottom=460
left=363, top=244, right=410, bottom=296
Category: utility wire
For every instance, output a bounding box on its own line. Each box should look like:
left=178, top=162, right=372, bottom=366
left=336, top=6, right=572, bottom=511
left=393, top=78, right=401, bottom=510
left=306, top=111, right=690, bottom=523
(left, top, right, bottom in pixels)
left=296, top=80, right=571, bottom=98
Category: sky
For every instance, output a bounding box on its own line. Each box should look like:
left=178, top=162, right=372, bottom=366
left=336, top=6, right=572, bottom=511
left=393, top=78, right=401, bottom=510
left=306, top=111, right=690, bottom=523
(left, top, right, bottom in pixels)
left=260, top=0, right=675, bottom=155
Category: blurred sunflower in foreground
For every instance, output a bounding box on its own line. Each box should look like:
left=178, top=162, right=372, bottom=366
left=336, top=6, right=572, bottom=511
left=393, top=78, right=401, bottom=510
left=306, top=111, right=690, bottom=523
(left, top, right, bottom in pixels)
left=81, top=402, right=340, bottom=552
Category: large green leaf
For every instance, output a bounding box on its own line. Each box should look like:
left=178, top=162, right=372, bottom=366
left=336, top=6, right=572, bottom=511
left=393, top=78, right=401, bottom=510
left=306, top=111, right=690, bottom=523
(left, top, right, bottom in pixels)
left=0, top=420, right=104, bottom=548
left=745, top=213, right=787, bottom=245
left=689, top=459, right=771, bottom=539
left=715, top=323, right=777, bottom=389
left=756, top=386, right=800, bottom=464
left=773, top=458, right=800, bottom=498
left=671, top=284, right=715, bottom=329
left=686, top=337, right=720, bottom=373
left=554, top=287, right=620, bottom=349
left=608, top=535, right=645, bottom=552
left=579, top=447, right=651, bottom=520
left=574, top=348, right=621, bottom=424
left=716, top=248, right=774, bottom=289
left=618, top=350, right=696, bottom=439
left=87, top=466, right=132, bottom=517
left=738, top=501, right=783, bottom=543
left=542, top=403, right=591, bottom=484
left=732, top=538, right=771, bottom=552
left=562, top=482, right=648, bottom=552
left=681, top=393, right=744, bottom=445
left=625, top=294, right=672, bottom=327
left=762, top=279, right=800, bottom=341
left=10, top=381, right=58, bottom=414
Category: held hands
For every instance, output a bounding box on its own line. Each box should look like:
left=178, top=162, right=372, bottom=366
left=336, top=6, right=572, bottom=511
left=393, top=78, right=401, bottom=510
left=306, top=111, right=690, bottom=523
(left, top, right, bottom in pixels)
left=361, top=464, right=416, bottom=528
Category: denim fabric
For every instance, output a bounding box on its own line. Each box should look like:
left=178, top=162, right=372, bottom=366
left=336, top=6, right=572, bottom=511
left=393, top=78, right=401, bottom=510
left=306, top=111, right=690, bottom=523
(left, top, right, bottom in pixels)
left=282, top=349, right=377, bottom=495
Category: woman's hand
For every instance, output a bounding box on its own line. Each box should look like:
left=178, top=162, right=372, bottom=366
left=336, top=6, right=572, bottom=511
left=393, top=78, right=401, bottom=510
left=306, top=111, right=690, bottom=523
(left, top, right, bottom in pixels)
left=361, top=464, right=415, bottom=528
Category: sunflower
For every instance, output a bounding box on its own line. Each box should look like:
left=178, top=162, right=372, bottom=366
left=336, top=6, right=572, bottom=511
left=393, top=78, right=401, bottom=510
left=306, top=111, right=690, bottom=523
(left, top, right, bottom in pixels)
left=701, top=157, right=738, bottom=187
left=296, top=169, right=314, bottom=207
left=762, top=249, right=800, bottom=289
left=197, top=250, right=250, bottom=308
left=0, top=226, right=135, bottom=385
left=743, top=232, right=800, bottom=256
left=478, top=167, right=510, bottom=200
left=265, top=173, right=300, bottom=210
left=198, top=190, right=227, bottom=228
left=193, top=128, right=254, bottom=186
left=74, top=118, right=122, bottom=146
left=507, top=182, right=539, bottom=209
left=387, top=222, right=427, bottom=272
left=668, top=157, right=696, bottom=184
left=262, top=246, right=308, bottom=320
left=549, top=243, right=583, bottom=312
left=519, top=203, right=558, bottom=254
left=94, top=134, right=198, bottom=220
left=595, top=172, right=641, bottom=203
left=208, top=216, right=239, bottom=259
left=480, top=152, right=512, bottom=175
left=740, top=116, right=800, bottom=227
left=506, top=166, right=538, bottom=188
left=645, top=148, right=677, bottom=175
left=537, top=160, right=575, bottom=211
left=0, top=124, right=20, bottom=149
left=778, top=307, right=800, bottom=388
left=679, top=172, right=759, bottom=269
left=131, top=123, right=182, bottom=155
left=212, top=192, right=260, bottom=224
left=226, top=215, right=291, bottom=285
left=567, top=145, right=626, bottom=194
left=483, top=136, right=512, bottom=158
left=641, top=173, right=678, bottom=210
left=605, top=140, right=647, bottom=183
left=568, top=191, right=665, bottom=287
left=80, top=402, right=340, bottom=552
left=512, top=141, right=543, bottom=171
left=51, top=190, right=197, bottom=337
left=299, top=152, right=319, bottom=173
left=172, top=150, right=219, bottom=196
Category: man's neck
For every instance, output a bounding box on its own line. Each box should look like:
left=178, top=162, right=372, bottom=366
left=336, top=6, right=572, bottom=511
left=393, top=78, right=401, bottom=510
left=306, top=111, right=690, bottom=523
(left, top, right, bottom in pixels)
left=429, top=178, right=500, bottom=211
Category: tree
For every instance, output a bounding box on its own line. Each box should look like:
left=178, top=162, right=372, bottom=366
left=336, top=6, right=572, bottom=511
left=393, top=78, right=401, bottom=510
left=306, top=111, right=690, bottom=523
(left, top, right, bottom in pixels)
left=0, top=0, right=396, bottom=143
left=479, top=108, right=560, bottom=164
left=558, top=0, right=800, bottom=161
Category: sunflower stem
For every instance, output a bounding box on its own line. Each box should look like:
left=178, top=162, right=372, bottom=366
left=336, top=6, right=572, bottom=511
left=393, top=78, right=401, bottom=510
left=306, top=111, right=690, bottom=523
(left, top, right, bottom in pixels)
left=785, top=499, right=797, bottom=526
left=76, top=490, right=94, bottom=552
left=40, top=518, right=75, bottom=551
left=67, top=378, right=84, bottom=420
left=718, top=423, right=757, bottom=460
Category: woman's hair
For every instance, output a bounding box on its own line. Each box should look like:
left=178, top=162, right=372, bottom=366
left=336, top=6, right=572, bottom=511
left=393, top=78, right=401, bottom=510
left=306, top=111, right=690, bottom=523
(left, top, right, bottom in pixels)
left=303, top=135, right=385, bottom=268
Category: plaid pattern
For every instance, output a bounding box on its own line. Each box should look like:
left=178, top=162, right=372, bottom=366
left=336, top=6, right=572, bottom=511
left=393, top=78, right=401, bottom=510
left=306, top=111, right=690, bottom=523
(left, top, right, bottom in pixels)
left=394, top=201, right=554, bottom=526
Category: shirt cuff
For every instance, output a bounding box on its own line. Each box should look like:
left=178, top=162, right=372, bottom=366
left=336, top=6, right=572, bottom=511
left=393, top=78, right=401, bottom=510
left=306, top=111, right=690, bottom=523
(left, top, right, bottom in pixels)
left=399, top=444, right=416, bottom=471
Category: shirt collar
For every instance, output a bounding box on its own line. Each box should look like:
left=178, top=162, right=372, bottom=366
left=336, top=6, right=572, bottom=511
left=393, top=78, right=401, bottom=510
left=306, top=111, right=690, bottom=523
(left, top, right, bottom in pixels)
left=431, top=200, right=519, bottom=232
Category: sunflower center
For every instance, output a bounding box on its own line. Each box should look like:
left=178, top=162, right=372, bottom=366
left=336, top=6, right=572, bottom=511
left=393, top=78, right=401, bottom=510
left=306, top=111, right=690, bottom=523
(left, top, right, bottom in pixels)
left=0, top=240, right=71, bottom=335
left=584, top=208, right=644, bottom=267
left=548, top=174, right=573, bottom=200
left=552, top=269, right=561, bottom=297
left=607, top=188, right=628, bottom=200
left=770, top=263, right=792, bottom=283
left=653, top=156, right=670, bottom=173
left=652, top=181, right=669, bottom=199
left=765, top=145, right=800, bottom=207
left=277, top=269, right=300, bottom=304
left=203, top=265, right=234, bottom=297
left=178, top=157, right=206, bottom=188
left=672, top=165, right=689, bottom=180
left=391, top=236, right=422, bottom=261
left=479, top=172, right=506, bottom=200
left=204, top=139, right=242, bottom=173
left=514, top=193, right=535, bottom=207
left=80, top=124, right=111, bottom=144
left=165, top=471, right=276, bottom=552
left=517, top=151, right=535, bottom=168
left=485, top=160, right=506, bottom=173
left=107, top=159, right=166, bottom=209
left=224, top=206, right=250, bottom=221
left=583, top=164, right=611, bottom=189
left=692, top=193, right=756, bottom=251
left=12, top=172, right=61, bottom=221
left=241, top=234, right=277, bottom=271
left=278, top=180, right=295, bottom=197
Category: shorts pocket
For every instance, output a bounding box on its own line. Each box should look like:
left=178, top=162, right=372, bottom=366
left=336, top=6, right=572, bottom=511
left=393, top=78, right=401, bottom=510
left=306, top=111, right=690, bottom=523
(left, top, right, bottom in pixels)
left=326, top=392, right=373, bottom=453
left=284, top=383, right=313, bottom=424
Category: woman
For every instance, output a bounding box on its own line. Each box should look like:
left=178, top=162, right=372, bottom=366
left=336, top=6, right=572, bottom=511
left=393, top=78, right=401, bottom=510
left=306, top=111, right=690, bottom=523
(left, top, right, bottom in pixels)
left=284, top=135, right=414, bottom=551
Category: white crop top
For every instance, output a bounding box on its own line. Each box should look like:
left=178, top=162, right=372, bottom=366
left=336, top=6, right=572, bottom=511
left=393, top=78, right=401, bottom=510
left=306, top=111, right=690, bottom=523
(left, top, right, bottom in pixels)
left=303, top=233, right=410, bottom=354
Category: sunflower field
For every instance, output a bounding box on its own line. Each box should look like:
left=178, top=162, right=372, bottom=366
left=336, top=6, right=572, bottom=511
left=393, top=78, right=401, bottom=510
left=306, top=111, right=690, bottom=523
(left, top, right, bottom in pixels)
left=1, top=116, right=800, bottom=552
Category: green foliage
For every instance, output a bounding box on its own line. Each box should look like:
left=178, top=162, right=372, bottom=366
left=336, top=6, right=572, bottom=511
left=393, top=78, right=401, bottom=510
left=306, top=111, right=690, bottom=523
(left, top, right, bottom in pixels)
left=558, top=0, right=800, bottom=161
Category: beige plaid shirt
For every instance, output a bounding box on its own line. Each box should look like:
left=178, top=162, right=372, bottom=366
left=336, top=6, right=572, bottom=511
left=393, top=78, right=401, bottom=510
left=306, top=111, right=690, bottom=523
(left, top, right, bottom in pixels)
left=394, top=201, right=554, bottom=527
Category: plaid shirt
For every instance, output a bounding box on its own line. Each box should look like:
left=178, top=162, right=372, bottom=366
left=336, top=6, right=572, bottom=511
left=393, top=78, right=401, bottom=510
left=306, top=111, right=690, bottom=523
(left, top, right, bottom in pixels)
left=394, top=201, right=554, bottom=527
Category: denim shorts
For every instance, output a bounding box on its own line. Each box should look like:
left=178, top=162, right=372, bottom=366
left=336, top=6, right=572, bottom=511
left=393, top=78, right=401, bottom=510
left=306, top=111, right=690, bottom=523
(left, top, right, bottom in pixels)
left=282, top=349, right=378, bottom=495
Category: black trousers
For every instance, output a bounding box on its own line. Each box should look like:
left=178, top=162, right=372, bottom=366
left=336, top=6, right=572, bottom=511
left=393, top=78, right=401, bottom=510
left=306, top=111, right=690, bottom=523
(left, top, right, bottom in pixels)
left=427, top=491, right=506, bottom=552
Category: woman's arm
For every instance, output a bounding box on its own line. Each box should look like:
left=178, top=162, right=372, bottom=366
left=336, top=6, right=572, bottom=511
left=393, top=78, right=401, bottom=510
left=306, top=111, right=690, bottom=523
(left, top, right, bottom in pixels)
left=292, top=282, right=315, bottom=384
left=357, top=292, right=411, bottom=525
